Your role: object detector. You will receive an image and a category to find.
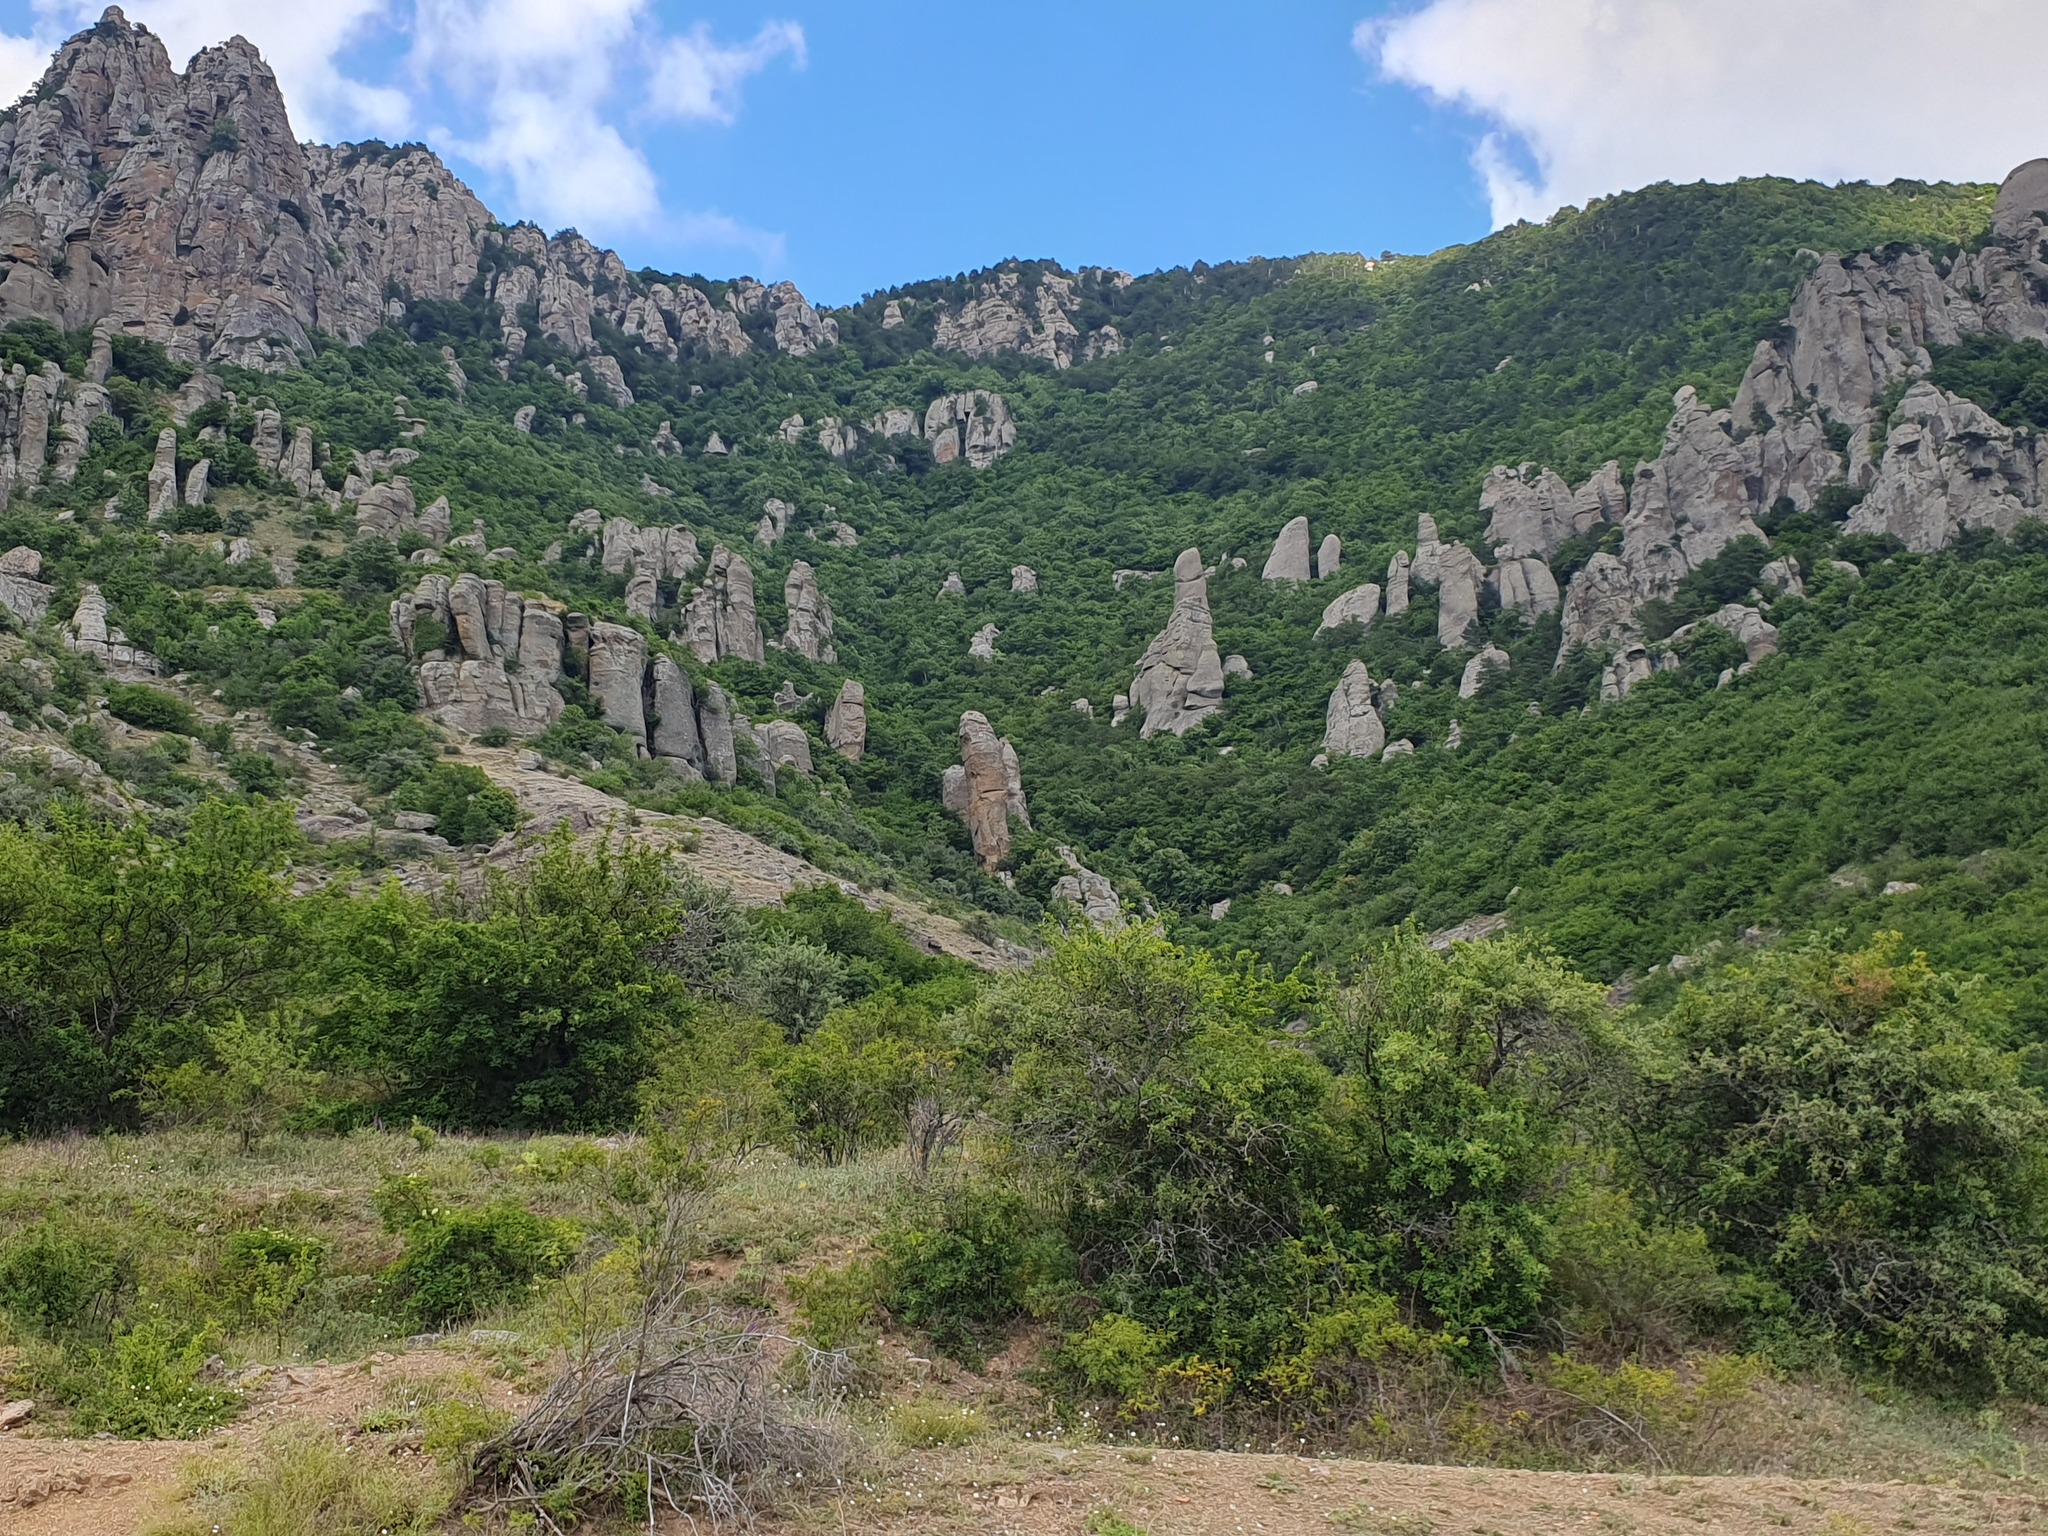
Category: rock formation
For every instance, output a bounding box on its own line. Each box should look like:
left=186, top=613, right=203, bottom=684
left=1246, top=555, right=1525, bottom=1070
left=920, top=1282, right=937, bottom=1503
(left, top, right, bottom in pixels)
left=145, top=428, right=178, bottom=520
left=1263, top=516, right=1312, bottom=581
left=824, top=680, right=868, bottom=761
left=1316, top=534, right=1341, bottom=580
left=924, top=391, right=1016, bottom=469
left=679, top=546, right=763, bottom=664
left=969, top=623, right=1000, bottom=660
left=1385, top=550, right=1411, bottom=615
left=756, top=497, right=792, bottom=546
left=0, top=546, right=51, bottom=628
left=1459, top=644, right=1510, bottom=699
left=754, top=720, right=814, bottom=776
left=392, top=573, right=564, bottom=738
left=1492, top=556, right=1560, bottom=619
left=0, top=10, right=836, bottom=373
left=1323, top=660, right=1386, bottom=759
left=1318, top=583, right=1381, bottom=633
left=939, top=572, right=965, bottom=597
left=1129, top=548, right=1226, bottom=738
left=782, top=561, right=836, bottom=662
left=647, top=654, right=701, bottom=766
left=942, top=711, right=1029, bottom=871
left=1051, top=847, right=1121, bottom=928
left=1011, top=565, right=1038, bottom=593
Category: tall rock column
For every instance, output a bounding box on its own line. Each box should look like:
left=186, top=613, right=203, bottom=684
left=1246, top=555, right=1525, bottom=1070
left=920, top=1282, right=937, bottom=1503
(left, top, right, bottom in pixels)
left=825, top=679, right=868, bottom=761
left=588, top=622, right=650, bottom=753
left=943, top=711, right=1029, bottom=872
left=1129, top=548, right=1226, bottom=738
left=1323, top=660, right=1387, bottom=760
left=146, top=429, right=179, bottom=520
left=783, top=560, right=836, bottom=661
left=16, top=373, right=51, bottom=488
left=1262, top=515, right=1312, bottom=581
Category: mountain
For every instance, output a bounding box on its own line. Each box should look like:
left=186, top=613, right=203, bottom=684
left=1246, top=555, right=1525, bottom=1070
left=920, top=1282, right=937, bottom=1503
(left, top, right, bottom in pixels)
left=5, top=9, right=2048, bottom=1029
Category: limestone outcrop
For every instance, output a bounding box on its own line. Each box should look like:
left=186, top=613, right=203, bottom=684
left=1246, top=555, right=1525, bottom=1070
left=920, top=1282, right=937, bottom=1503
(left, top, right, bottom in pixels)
left=0, top=10, right=836, bottom=374
left=1317, top=534, right=1342, bottom=580
left=602, top=518, right=700, bottom=622
left=942, top=711, right=1029, bottom=871
left=1492, top=556, right=1560, bottom=619
left=1323, top=660, right=1386, bottom=760
left=824, top=680, right=868, bottom=761
left=1129, top=548, right=1226, bottom=738
left=64, top=583, right=157, bottom=674
left=924, top=391, right=1016, bottom=469
left=0, top=546, right=51, bottom=627
left=392, top=573, right=565, bottom=738
left=679, top=546, right=764, bottom=664
left=1262, top=516, right=1312, bottom=581
left=1459, top=644, right=1510, bottom=699
left=782, top=560, right=836, bottom=662
left=1051, top=846, right=1121, bottom=928
left=1318, top=583, right=1381, bottom=633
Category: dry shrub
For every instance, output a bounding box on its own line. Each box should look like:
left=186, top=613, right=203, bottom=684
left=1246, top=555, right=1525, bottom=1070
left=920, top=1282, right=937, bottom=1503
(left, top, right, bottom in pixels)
left=469, top=1177, right=852, bottom=1530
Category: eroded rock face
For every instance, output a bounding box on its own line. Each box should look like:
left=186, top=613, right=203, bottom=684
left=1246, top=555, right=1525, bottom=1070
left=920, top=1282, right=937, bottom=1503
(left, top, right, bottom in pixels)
left=0, top=11, right=834, bottom=375
left=1051, top=846, right=1121, bottom=928
left=783, top=560, right=836, bottom=662
left=1318, top=583, right=1381, bottom=633
left=1323, top=660, right=1386, bottom=760
left=1385, top=550, right=1411, bottom=615
left=1262, top=516, right=1312, bottom=581
left=824, top=680, right=867, bottom=761
left=1317, top=534, right=1342, bottom=580
left=924, top=391, right=1016, bottom=469
left=1556, top=552, right=1639, bottom=665
left=1492, top=556, right=1560, bottom=619
left=394, top=572, right=564, bottom=738
left=0, top=546, right=51, bottom=627
left=648, top=654, right=701, bottom=766
left=680, top=545, right=763, bottom=664
left=1848, top=381, right=2044, bottom=551
left=947, top=711, right=1029, bottom=871
left=1431, top=542, right=1486, bottom=650
left=1011, top=565, right=1038, bottom=593
left=934, top=267, right=1082, bottom=368
left=1130, top=548, right=1226, bottom=739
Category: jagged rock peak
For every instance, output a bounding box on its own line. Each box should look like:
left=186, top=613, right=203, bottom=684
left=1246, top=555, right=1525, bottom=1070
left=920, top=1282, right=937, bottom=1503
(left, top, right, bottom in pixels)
left=1323, top=660, right=1386, bottom=760
left=0, top=11, right=835, bottom=371
left=783, top=560, right=836, bottom=662
left=825, top=680, right=868, bottom=761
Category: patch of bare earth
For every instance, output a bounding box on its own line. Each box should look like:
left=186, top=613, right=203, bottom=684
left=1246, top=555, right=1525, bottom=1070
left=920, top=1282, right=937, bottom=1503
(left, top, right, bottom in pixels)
left=0, top=1348, right=527, bottom=1536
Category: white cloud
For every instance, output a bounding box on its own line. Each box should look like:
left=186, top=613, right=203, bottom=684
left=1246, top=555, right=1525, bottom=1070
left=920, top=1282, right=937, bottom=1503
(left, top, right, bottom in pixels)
left=1362, top=0, right=2048, bottom=227
left=0, top=27, right=52, bottom=106
left=649, top=19, right=804, bottom=125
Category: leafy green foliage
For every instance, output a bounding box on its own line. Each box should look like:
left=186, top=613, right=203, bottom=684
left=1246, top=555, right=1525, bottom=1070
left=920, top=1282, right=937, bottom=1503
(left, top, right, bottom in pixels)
left=1636, top=936, right=2048, bottom=1398
left=377, top=1181, right=578, bottom=1330
left=389, top=763, right=518, bottom=845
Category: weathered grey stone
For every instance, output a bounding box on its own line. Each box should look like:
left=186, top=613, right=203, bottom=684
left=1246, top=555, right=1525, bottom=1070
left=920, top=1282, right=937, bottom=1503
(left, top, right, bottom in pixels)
left=939, top=572, right=965, bottom=597
left=587, top=621, right=648, bottom=752
left=923, top=391, right=1016, bottom=468
left=1556, top=552, right=1640, bottom=667
left=1759, top=556, right=1803, bottom=597
left=1848, top=381, right=2043, bottom=551
left=1434, top=542, right=1486, bottom=649
left=1316, top=533, right=1341, bottom=580
left=1385, top=549, right=1411, bottom=615
left=1459, top=644, right=1510, bottom=699
left=1262, top=516, right=1312, bottom=581
left=1492, top=556, right=1559, bottom=619
left=648, top=654, right=701, bottom=766
left=951, top=711, right=1028, bottom=870
left=755, top=720, right=813, bottom=775
left=782, top=560, right=835, bottom=662
left=1011, top=565, right=1038, bottom=593
left=146, top=428, right=178, bottom=521
left=1222, top=654, right=1252, bottom=680
left=969, top=623, right=1000, bottom=660
left=698, top=685, right=737, bottom=785
left=182, top=458, right=210, bottom=505
left=1130, top=548, right=1226, bottom=739
left=1323, top=659, right=1386, bottom=760
left=680, top=545, right=763, bottom=663
left=824, top=680, right=867, bottom=761
left=1050, top=846, right=1121, bottom=928
left=1317, top=583, right=1382, bottom=633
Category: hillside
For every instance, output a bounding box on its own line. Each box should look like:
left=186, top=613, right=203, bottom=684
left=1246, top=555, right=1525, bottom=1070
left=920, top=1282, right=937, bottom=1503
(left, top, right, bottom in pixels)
left=11, top=12, right=2048, bottom=1533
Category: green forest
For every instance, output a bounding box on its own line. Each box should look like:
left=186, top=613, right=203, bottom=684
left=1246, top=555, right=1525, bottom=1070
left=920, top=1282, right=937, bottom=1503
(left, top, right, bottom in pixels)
left=10, top=168, right=2048, bottom=1526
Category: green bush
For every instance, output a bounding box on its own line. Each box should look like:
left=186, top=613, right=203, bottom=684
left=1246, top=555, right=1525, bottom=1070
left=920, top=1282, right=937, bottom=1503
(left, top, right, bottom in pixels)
left=380, top=1195, right=579, bottom=1331
left=106, top=683, right=195, bottom=734
left=73, top=1318, right=240, bottom=1438
left=0, top=1226, right=134, bottom=1337
left=222, top=1228, right=327, bottom=1342
left=390, top=763, right=519, bottom=845
left=879, top=1187, right=1073, bottom=1364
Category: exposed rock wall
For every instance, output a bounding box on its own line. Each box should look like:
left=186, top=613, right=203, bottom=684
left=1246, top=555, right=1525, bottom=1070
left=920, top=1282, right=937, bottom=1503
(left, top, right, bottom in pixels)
left=943, top=711, right=1029, bottom=871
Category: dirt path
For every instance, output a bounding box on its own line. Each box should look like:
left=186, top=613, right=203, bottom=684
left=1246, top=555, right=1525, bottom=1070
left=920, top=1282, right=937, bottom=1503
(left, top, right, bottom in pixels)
left=816, top=1443, right=2048, bottom=1536
left=0, top=1350, right=524, bottom=1536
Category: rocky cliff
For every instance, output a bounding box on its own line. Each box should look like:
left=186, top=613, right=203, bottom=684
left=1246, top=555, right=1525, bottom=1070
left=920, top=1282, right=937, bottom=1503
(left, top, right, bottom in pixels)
left=0, top=9, right=837, bottom=372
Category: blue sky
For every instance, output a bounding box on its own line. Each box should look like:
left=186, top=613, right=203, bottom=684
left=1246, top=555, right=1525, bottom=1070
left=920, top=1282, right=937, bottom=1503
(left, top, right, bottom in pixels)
left=6, top=2, right=2048, bottom=306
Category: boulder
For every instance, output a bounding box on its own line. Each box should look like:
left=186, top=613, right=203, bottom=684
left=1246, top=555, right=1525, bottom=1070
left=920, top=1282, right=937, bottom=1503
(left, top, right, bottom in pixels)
left=1323, top=659, right=1386, bottom=759
left=969, top=623, right=1000, bottom=660
left=1847, top=381, right=2043, bottom=551
left=1316, top=534, right=1341, bottom=579
left=1492, top=556, right=1559, bottom=619
left=1317, top=583, right=1381, bottom=633
left=824, top=680, right=868, bottom=761
left=281, top=427, right=316, bottom=498
left=183, top=458, right=210, bottom=506
left=1262, top=515, right=1312, bottom=581
left=1222, top=654, right=1253, bottom=680
left=1011, top=565, right=1038, bottom=593
left=755, top=720, right=813, bottom=776
left=252, top=408, right=284, bottom=475
left=756, top=497, right=792, bottom=547
left=1051, top=846, right=1121, bottom=928
left=1459, top=643, right=1510, bottom=699
left=1130, top=548, right=1226, bottom=738
left=1758, top=556, right=1804, bottom=597
left=939, top=572, right=965, bottom=597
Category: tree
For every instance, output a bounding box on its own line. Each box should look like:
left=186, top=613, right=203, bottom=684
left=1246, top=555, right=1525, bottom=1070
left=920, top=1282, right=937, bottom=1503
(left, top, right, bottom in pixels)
left=1636, top=935, right=2048, bottom=1398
